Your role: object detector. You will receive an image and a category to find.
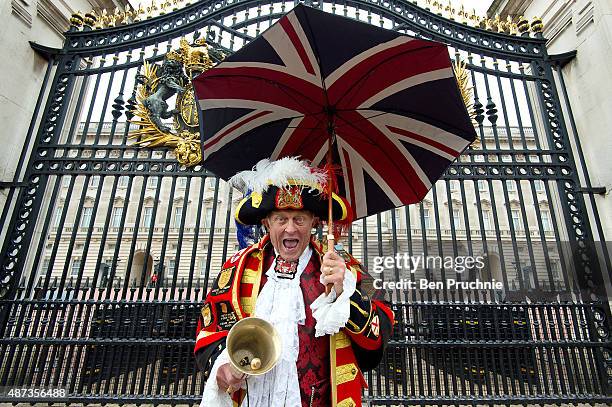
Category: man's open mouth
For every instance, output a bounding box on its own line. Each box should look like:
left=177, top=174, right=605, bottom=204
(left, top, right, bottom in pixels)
left=283, top=239, right=299, bottom=250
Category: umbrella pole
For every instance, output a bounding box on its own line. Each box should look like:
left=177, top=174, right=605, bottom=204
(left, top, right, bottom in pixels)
left=326, top=133, right=334, bottom=295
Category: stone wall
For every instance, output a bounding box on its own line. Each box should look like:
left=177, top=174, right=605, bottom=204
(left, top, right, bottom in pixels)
left=0, top=0, right=127, bottom=214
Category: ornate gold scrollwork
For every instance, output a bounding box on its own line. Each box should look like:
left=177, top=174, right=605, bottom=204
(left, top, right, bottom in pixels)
left=129, top=38, right=220, bottom=167
left=453, top=58, right=475, bottom=125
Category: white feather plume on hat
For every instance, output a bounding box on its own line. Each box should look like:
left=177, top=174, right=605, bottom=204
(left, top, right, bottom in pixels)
left=229, top=157, right=328, bottom=194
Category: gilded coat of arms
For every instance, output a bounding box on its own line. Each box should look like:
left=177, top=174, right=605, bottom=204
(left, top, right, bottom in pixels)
left=217, top=267, right=233, bottom=290
left=275, top=187, right=304, bottom=210
left=129, top=38, right=224, bottom=166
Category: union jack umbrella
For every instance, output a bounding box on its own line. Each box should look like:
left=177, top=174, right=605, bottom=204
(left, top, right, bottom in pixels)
left=194, top=4, right=476, bottom=221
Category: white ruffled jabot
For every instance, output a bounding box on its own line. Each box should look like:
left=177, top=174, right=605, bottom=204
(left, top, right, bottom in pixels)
left=243, top=246, right=311, bottom=407
left=200, top=245, right=355, bottom=407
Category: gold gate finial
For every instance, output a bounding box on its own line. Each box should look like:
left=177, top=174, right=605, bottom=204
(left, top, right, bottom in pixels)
left=530, top=17, right=544, bottom=34
left=74, top=1, right=544, bottom=36
left=412, top=0, right=544, bottom=37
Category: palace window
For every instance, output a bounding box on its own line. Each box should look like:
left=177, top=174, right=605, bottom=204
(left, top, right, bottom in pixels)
left=71, top=259, right=81, bottom=277
left=482, top=210, right=491, bottom=230
left=118, top=176, right=129, bottom=188
left=147, top=177, right=159, bottom=189
left=452, top=209, right=462, bottom=229
left=53, top=206, right=63, bottom=227
left=80, top=207, right=93, bottom=228
left=167, top=259, right=176, bottom=278
left=534, top=180, right=544, bottom=192
left=89, top=176, right=100, bottom=188
left=511, top=210, right=522, bottom=230
left=111, top=207, right=123, bottom=228
left=205, top=208, right=213, bottom=228
left=541, top=210, right=552, bottom=232
left=143, top=207, right=153, bottom=227
left=422, top=208, right=431, bottom=228
left=174, top=207, right=183, bottom=228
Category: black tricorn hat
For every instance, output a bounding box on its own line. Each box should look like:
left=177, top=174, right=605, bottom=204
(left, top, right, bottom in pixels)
left=230, top=158, right=353, bottom=226
left=235, top=185, right=350, bottom=225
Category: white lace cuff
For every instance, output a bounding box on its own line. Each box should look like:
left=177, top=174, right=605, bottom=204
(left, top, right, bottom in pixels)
left=200, top=348, right=241, bottom=407
left=310, top=268, right=357, bottom=337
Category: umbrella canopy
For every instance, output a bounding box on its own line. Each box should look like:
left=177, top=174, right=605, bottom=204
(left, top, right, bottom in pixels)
left=194, top=4, right=476, bottom=220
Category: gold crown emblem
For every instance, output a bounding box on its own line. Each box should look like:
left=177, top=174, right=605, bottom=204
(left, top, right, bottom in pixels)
left=165, top=50, right=183, bottom=63
left=275, top=187, right=304, bottom=210
left=163, top=39, right=213, bottom=72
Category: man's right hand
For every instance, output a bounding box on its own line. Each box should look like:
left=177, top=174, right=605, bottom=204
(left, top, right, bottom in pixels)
left=216, top=363, right=245, bottom=394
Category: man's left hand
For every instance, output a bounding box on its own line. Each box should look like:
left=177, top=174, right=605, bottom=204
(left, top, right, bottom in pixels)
left=321, top=251, right=346, bottom=296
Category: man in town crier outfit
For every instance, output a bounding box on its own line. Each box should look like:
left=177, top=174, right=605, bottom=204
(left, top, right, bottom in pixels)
left=195, top=157, right=393, bottom=407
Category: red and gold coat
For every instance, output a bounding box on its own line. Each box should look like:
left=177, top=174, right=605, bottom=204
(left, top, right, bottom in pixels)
left=194, top=235, right=394, bottom=407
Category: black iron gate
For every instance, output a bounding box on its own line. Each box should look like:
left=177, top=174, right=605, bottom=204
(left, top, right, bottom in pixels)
left=1, top=0, right=610, bottom=404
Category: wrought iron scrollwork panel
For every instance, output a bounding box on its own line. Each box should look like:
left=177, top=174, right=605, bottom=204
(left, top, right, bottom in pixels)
left=64, top=0, right=546, bottom=60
